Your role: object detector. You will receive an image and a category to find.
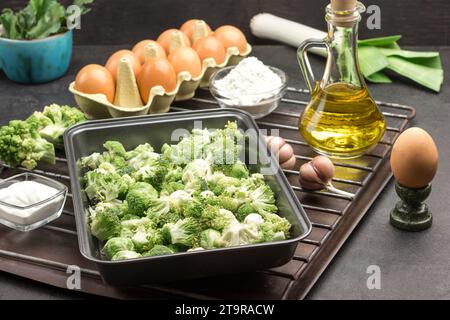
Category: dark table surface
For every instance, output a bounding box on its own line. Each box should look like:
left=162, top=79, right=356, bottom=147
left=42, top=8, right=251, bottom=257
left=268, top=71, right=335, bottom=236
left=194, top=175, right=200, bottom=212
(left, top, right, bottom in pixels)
left=0, top=44, right=449, bottom=300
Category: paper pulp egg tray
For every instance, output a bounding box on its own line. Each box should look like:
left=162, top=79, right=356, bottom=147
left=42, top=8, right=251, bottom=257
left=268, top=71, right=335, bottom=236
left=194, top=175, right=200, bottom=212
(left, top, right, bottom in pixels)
left=69, top=44, right=252, bottom=119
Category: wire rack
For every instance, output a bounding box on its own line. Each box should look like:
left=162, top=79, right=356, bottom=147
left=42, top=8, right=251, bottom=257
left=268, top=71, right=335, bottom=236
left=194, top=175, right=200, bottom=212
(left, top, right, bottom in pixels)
left=0, top=87, right=415, bottom=300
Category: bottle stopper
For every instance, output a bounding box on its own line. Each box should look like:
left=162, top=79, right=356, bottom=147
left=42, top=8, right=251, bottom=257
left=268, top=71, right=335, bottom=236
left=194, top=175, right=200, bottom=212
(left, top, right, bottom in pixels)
left=331, top=0, right=357, bottom=12
left=389, top=127, right=438, bottom=231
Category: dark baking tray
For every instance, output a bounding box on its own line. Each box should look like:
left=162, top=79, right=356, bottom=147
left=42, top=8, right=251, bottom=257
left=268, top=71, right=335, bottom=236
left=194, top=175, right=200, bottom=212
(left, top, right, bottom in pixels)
left=0, top=86, right=415, bottom=299
left=63, top=108, right=311, bottom=285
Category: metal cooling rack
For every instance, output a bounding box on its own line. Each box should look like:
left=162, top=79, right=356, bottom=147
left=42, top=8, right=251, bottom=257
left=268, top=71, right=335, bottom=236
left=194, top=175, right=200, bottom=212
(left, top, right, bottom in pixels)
left=0, top=87, right=415, bottom=299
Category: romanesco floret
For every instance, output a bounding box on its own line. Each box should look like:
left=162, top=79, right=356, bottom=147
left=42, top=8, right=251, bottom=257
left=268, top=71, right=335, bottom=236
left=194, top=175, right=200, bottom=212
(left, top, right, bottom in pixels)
left=27, top=104, right=85, bottom=143
left=0, top=120, right=55, bottom=169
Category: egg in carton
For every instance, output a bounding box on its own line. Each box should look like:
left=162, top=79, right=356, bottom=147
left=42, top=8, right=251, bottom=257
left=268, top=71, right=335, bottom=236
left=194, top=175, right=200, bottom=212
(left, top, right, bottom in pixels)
left=69, top=21, right=251, bottom=119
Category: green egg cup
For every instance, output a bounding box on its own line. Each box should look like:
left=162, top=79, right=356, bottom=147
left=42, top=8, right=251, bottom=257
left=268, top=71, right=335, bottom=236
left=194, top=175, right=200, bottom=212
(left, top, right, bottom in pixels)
left=390, top=182, right=432, bottom=231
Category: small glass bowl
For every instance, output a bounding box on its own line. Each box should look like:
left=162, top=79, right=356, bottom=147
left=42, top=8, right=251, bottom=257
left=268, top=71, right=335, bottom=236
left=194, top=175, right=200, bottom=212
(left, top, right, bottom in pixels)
left=0, top=173, right=67, bottom=232
left=209, top=65, right=287, bottom=119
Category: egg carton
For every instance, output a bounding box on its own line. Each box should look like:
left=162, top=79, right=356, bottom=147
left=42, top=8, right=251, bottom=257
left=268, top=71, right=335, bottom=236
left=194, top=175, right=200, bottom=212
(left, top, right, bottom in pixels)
left=69, top=43, right=251, bottom=119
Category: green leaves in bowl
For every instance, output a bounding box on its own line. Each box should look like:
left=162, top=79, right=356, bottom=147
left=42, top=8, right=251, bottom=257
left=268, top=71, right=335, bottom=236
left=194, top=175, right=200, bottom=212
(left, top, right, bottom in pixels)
left=0, top=0, right=94, bottom=40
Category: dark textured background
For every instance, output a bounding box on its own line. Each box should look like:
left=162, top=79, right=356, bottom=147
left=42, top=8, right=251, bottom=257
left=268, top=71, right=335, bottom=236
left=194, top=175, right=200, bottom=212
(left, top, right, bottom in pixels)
left=1, top=0, right=450, bottom=46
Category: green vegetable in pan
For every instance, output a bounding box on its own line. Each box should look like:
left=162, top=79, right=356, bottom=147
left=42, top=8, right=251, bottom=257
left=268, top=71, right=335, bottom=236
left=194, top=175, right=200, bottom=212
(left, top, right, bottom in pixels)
left=78, top=122, right=292, bottom=261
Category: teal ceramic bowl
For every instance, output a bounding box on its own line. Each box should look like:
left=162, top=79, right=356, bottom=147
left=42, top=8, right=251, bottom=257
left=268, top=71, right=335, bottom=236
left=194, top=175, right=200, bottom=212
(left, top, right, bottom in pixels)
left=0, top=30, right=72, bottom=84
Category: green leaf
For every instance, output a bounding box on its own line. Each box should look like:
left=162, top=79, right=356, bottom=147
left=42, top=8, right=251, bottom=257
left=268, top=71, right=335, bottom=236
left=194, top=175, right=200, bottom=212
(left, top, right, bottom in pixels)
left=26, top=1, right=65, bottom=39
left=357, top=46, right=389, bottom=77
left=72, top=0, right=95, bottom=14
left=358, top=35, right=402, bottom=47
left=365, top=71, right=392, bottom=83
left=386, top=56, right=444, bottom=92
left=0, top=9, right=18, bottom=39
left=378, top=48, right=442, bottom=69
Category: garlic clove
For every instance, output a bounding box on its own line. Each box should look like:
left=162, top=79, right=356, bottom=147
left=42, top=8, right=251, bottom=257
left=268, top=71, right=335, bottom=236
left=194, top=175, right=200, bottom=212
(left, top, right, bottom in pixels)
left=278, top=143, right=294, bottom=163
left=280, top=155, right=296, bottom=170
left=310, top=155, right=335, bottom=184
left=299, top=162, right=325, bottom=189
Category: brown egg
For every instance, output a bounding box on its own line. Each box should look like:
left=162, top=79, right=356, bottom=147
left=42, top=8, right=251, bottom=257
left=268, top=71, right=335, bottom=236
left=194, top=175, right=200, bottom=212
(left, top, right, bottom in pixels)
left=156, top=29, right=191, bottom=55
left=137, top=58, right=177, bottom=103
left=105, top=50, right=142, bottom=80
left=75, top=64, right=115, bottom=103
left=168, top=46, right=202, bottom=78
left=214, top=25, right=248, bottom=54
left=391, top=127, right=438, bottom=188
left=132, top=40, right=166, bottom=64
left=192, top=36, right=227, bottom=64
left=180, top=19, right=213, bottom=42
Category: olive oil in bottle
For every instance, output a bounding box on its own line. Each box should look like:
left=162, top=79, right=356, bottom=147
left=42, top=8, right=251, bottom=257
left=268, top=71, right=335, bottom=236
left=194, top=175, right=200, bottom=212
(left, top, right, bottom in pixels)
left=297, top=0, right=386, bottom=158
left=299, top=82, right=385, bottom=158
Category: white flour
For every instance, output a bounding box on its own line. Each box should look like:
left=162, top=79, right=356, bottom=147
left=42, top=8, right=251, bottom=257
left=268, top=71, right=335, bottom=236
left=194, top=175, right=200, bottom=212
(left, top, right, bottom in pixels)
left=214, top=57, right=282, bottom=105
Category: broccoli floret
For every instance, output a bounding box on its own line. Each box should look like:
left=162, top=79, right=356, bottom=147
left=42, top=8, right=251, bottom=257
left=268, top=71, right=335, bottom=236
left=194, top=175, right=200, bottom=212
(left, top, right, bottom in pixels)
left=103, top=237, right=134, bottom=259
left=161, top=217, right=200, bottom=247
left=119, top=216, right=155, bottom=237
left=79, top=152, right=104, bottom=170
left=200, top=229, right=225, bottom=249
left=0, top=120, right=55, bottom=169
left=143, top=245, right=174, bottom=257
left=118, top=174, right=135, bottom=200
left=201, top=206, right=238, bottom=232
left=249, top=185, right=278, bottom=215
left=167, top=190, right=192, bottom=214
left=160, top=181, right=185, bottom=196
left=90, top=204, right=121, bottom=241
left=83, top=169, right=122, bottom=203
left=207, top=172, right=241, bottom=196
left=27, top=104, right=85, bottom=143
left=103, top=140, right=127, bottom=158
left=126, top=182, right=158, bottom=216
left=216, top=161, right=249, bottom=179
left=260, top=212, right=291, bottom=238
left=183, top=198, right=204, bottom=219
left=111, top=250, right=141, bottom=261
left=221, top=220, right=261, bottom=247
left=235, top=203, right=258, bottom=222
left=145, top=197, right=181, bottom=226
left=126, top=143, right=159, bottom=169
left=162, top=128, right=212, bottom=165
left=182, top=159, right=212, bottom=183
left=131, top=226, right=164, bottom=252
left=133, top=162, right=168, bottom=191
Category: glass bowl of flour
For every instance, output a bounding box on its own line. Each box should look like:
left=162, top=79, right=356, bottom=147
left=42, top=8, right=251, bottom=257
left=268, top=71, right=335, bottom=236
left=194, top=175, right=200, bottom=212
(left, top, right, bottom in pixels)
left=209, top=57, right=287, bottom=119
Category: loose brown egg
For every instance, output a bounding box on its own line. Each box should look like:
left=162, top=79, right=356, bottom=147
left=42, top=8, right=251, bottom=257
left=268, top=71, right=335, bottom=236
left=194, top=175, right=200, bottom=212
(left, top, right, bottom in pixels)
left=157, top=29, right=191, bottom=55
left=105, top=50, right=142, bottom=80
left=214, top=25, right=248, bottom=54
left=132, top=40, right=166, bottom=64
left=75, top=64, right=115, bottom=103
left=180, top=19, right=213, bottom=42
left=192, top=35, right=227, bottom=65
left=168, top=46, right=202, bottom=78
left=390, top=127, right=438, bottom=188
left=137, top=58, right=177, bottom=103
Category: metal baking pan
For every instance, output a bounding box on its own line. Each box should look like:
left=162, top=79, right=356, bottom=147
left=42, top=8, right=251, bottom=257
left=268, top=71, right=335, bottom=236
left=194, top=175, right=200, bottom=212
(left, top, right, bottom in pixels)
left=64, top=108, right=311, bottom=285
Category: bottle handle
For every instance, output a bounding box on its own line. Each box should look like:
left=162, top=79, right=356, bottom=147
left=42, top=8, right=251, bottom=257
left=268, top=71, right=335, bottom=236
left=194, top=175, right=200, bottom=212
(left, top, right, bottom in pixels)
left=297, top=39, right=328, bottom=93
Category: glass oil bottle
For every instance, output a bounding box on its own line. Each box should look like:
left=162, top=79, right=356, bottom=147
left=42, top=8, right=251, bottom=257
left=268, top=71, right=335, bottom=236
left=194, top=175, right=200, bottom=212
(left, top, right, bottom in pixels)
left=297, top=0, right=385, bottom=158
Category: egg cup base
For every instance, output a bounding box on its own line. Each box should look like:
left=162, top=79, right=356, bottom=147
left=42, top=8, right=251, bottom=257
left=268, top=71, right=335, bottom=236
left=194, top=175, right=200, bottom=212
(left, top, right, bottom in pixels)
left=389, top=183, right=433, bottom=232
